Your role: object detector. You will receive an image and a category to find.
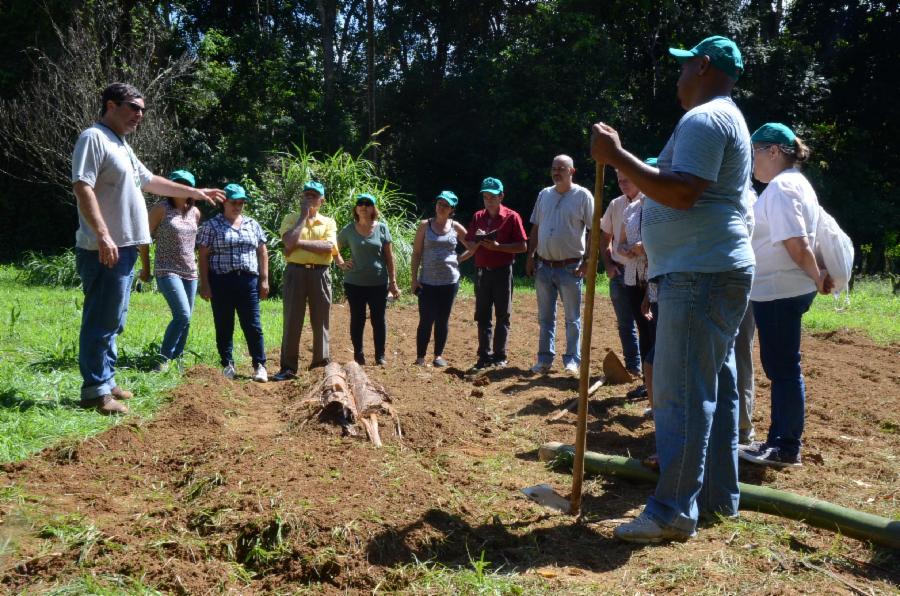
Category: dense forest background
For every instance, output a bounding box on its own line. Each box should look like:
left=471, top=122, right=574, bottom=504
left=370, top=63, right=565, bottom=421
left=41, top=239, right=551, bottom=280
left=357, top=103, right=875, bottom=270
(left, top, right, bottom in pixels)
left=0, top=0, right=896, bottom=271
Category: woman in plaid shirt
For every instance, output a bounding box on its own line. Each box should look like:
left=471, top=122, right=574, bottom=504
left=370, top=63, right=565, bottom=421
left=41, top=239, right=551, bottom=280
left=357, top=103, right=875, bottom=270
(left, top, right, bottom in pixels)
left=197, top=183, right=270, bottom=382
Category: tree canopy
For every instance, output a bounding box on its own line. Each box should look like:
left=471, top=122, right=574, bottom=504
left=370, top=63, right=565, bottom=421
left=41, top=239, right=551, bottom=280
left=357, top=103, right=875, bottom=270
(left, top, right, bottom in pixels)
left=0, top=0, right=896, bottom=270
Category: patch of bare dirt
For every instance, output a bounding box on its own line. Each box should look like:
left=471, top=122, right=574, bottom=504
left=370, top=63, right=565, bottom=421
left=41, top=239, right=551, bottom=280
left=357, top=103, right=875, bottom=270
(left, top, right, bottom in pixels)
left=1, top=293, right=898, bottom=593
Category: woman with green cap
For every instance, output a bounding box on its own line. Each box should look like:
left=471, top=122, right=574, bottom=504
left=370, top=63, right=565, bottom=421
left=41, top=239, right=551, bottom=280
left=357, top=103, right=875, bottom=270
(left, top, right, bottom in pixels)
left=738, top=123, right=833, bottom=469
left=336, top=193, right=401, bottom=366
left=410, top=190, right=473, bottom=367
left=139, top=170, right=202, bottom=371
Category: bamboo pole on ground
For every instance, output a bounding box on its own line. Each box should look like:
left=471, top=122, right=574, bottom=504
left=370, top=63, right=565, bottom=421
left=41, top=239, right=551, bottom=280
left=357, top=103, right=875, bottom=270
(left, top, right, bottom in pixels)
left=542, top=442, right=900, bottom=549
left=569, top=160, right=606, bottom=515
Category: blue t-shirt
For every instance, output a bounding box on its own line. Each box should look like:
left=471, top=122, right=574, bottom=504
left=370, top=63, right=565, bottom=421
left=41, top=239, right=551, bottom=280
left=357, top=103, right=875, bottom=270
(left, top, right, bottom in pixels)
left=642, top=96, right=755, bottom=277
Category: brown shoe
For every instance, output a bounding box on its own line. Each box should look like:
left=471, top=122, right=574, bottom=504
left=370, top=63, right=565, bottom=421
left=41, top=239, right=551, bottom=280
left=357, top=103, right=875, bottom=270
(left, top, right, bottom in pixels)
left=92, top=395, right=129, bottom=415
left=110, top=386, right=133, bottom=400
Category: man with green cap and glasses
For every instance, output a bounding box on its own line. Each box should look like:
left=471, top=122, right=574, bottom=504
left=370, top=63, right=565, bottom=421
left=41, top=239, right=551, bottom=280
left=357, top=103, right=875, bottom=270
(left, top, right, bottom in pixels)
left=591, top=35, right=755, bottom=543
left=274, top=181, right=339, bottom=380
left=465, top=177, right=527, bottom=370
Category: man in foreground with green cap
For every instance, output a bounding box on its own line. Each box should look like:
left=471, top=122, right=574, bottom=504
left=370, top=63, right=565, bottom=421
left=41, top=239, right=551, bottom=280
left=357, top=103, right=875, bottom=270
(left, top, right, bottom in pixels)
left=591, top=35, right=755, bottom=543
left=273, top=181, right=339, bottom=380
left=464, top=177, right=528, bottom=370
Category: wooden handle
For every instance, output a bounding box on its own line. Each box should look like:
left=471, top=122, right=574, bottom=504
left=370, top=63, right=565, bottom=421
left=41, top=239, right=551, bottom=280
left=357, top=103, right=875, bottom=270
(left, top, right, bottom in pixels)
left=569, top=160, right=606, bottom=515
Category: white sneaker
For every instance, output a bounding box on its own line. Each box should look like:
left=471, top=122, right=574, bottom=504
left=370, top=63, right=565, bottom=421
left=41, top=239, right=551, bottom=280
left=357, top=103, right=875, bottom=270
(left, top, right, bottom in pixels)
left=564, top=361, right=580, bottom=375
left=614, top=511, right=695, bottom=544
left=222, top=364, right=236, bottom=379
left=530, top=362, right=551, bottom=374
left=252, top=364, right=268, bottom=383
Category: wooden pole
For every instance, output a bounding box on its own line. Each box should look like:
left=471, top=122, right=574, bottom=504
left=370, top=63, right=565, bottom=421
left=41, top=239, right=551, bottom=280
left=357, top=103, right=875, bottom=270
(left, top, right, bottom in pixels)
left=569, top=160, right=606, bottom=515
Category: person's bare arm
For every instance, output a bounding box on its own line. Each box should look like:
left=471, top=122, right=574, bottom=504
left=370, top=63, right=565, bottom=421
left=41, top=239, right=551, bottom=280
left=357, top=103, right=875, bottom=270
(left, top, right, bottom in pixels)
left=783, top=236, right=833, bottom=294
left=138, top=244, right=151, bottom=282
left=143, top=176, right=224, bottom=206
left=257, top=243, right=269, bottom=299
left=591, top=123, right=710, bottom=210
left=600, top=230, right=618, bottom=278
left=525, top=223, right=539, bottom=276
left=74, top=181, right=118, bottom=267
left=410, top=221, right=427, bottom=291
left=198, top=245, right=212, bottom=300
left=384, top=241, right=401, bottom=298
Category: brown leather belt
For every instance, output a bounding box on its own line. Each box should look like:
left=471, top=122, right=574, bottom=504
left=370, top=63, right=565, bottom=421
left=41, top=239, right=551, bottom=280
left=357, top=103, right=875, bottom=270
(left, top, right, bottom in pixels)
left=289, top=262, right=328, bottom=270
left=538, top=256, right=582, bottom=267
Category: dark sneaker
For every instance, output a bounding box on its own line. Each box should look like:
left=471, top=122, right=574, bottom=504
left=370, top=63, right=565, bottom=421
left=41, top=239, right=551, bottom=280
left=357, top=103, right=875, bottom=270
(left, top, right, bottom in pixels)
left=738, top=444, right=802, bottom=468
left=376, top=357, right=387, bottom=366
left=354, top=353, right=366, bottom=366
left=469, top=359, right=492, bottom=372
left=110, top=386, right=133, bottom=400
left=272, top=369, right=297, bottom=382
left=614, top=511, right=695, bottom=544
left=432, top=357, right=448, bottom=368
left=82, top=395, right=128, bottom=415
left=626, top=384, right=648, bottom=399
left=309, top=359, right=330, bottom=369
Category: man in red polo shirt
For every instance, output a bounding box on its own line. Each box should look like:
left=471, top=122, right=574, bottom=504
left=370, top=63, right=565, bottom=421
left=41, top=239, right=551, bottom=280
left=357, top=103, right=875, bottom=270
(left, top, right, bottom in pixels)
left=465, top=177, right=528, bottom=371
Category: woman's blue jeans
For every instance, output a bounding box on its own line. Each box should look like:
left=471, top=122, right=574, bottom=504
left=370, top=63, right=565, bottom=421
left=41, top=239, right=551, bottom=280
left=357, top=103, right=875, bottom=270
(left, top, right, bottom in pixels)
left=208, top=271, right=266, bottom=368
left=156, top=275, right=197, bottom=361
left=76, top=246, right=137, bottom=403
left=751, top=291, right=816, bottom=458
left=644, top=267, right=752, bottom=534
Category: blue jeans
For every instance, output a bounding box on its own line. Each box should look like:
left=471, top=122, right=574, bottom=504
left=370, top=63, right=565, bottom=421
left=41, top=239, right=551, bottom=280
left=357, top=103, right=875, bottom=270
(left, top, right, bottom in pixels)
left=416, top=283, right=458, bottom=358
left=535, top=261, right=583, bottom=367
left=645, top=267, right=752, bottom=534
left=76, top=246, right=138, bottom=403
left=752, top=291, right=816, bottom=458
left=209, top=271, right=266, bottom=368
left=156, top=275, right=197, bottom=361
left=609, top=270, right=640, bottom=372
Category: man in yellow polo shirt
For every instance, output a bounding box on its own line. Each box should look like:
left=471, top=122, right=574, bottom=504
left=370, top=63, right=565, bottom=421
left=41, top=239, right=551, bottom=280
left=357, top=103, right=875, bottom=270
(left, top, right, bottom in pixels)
left=273, top=181, right=339, bottom=380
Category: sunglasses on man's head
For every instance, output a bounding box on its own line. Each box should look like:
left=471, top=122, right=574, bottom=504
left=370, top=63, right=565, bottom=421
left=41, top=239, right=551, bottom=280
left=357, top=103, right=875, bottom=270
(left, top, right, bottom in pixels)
left=117, top=100, right=147, bottom=114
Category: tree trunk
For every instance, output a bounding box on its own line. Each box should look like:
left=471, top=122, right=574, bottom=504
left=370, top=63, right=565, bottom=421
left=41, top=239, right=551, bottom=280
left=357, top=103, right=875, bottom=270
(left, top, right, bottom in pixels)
left=316, top=0, right=338, bottom=147
left=366, top=0, right=377, bottom=163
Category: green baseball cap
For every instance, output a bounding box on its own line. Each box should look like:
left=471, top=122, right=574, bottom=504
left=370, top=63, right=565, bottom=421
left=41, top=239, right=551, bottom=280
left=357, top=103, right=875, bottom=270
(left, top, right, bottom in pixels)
left=303, top=180, right=325, bottom=196
left=669, top=35, right=744, bottom=80
left=751, top=122, right=796, bottom=146
left=168, top=169, right=196, bottom=187
left=435, top=190, right=458, bottom=207
left=480, top=177, right=504, bottom=195
left=644, top=157, right=658, bottom=167
left=355, top=192, right=377, bottom=206
left=224, top=183, right=251, bottom=203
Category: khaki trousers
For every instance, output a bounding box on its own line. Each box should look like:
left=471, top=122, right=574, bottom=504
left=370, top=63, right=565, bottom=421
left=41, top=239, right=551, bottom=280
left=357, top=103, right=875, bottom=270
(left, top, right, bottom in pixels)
left=280, top=264, right=331, bottom=371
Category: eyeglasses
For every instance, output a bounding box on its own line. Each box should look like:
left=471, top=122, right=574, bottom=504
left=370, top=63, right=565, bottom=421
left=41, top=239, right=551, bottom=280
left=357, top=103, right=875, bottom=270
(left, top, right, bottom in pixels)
left=356, top=200, right=374, bottom=207
left=117, top=100, right=147, bottom=114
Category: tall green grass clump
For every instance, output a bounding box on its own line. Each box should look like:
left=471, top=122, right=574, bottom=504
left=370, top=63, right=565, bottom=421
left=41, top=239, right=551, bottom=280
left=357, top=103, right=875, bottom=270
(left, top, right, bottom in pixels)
left=243, top=143, right=417, bottom=299
left=18, top=250, right=80, bottom=288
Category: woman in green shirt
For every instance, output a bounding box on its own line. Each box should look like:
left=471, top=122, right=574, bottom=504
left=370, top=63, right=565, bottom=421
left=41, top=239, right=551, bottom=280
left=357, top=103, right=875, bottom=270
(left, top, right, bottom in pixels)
left=337, top=193, right=401, bottom=365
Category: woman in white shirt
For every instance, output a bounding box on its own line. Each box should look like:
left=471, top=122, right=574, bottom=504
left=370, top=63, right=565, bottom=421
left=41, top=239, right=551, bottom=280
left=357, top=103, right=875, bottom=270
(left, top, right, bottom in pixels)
left=739, top=123, right=833, bottom=469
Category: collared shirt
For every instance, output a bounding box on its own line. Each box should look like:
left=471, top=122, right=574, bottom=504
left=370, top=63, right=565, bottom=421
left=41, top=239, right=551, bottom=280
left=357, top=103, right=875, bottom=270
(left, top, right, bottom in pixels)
left=279, top=211, right=338, bottom=265
left=71, top=124, right=154, bottom=250
left=529, top=183, right=594, bottom=261
left=600, top=193, right=642, bottom=265
left=465, top=204, right=528, bottom=268
left=197, top=214, right=267, bottom=275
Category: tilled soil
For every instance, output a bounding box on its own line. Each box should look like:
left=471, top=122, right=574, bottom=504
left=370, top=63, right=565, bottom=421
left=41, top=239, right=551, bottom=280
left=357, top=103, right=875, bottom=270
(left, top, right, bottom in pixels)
left=1, top=293, right=898, bottom=593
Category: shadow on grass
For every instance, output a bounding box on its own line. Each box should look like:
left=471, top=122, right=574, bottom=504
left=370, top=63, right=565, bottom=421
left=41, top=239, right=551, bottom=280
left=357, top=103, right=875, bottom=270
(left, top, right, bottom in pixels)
left=366, top=503, right=644, bottom=577
left=0, top=387, right=79, bottom=411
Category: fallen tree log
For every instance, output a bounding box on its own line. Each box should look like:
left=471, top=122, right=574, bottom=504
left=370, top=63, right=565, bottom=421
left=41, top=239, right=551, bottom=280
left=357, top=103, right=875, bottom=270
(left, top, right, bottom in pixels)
left=538, top=442, right=900, bottom=549
left=303, top=362, right=401, bottom=447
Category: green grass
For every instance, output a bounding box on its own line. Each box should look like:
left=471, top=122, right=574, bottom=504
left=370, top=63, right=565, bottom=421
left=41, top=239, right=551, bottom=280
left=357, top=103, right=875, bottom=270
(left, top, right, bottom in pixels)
left=804, top=277, right=899, bottom=343
left=0, top=264, right=284, bottom=463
